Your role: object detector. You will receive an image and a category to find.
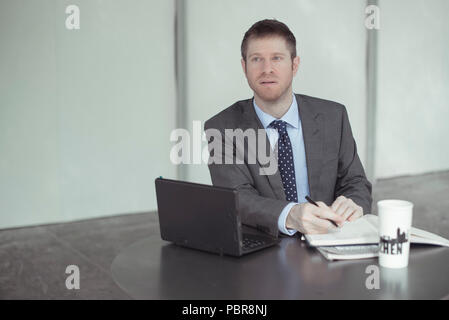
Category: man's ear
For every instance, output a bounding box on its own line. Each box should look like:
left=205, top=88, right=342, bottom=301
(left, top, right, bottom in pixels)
left=292, top=56, right=300, bottom=76
left=241, top=58, right=247, bottom=76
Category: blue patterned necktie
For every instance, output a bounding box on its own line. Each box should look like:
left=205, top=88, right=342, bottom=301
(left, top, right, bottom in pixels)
left=269, top=120, right=298, bottom=203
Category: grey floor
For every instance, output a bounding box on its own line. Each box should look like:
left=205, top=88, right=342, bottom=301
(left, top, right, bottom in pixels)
left=1, top=170, right=448, bottom=299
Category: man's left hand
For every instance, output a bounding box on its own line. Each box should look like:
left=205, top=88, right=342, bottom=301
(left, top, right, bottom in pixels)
left=331, top=195, right=363, bottom=222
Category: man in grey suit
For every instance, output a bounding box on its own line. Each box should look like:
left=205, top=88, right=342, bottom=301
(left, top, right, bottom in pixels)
left=204, top=19, right=372, bottom=237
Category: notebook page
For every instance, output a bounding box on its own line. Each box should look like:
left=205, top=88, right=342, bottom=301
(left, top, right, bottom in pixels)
left=305, top=214, right=379, bottom=246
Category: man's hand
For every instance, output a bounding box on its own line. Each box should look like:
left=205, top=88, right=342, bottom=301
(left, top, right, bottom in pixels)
left=331, top=195, right=363, bottom=222
left=286, top=202, right=345, bottom=234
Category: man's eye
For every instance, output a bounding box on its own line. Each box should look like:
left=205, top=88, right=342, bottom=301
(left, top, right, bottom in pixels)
left=273, top=56, right=281, bottom=61
left=252, top=57, right=260, bottom=62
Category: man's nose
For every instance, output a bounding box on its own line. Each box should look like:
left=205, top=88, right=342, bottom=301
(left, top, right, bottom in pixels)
left=262, top=59, right=274, bottom=74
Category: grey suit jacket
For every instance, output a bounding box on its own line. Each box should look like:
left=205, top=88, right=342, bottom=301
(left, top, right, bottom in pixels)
left=204, top=94, right=372, bottom=237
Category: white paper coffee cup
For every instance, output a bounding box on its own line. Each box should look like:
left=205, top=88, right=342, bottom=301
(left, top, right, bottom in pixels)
left=378, top=200, right=413, bottom=268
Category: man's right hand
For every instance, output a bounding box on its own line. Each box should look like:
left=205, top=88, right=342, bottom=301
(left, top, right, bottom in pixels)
left=286, top=202, right=345, bottom=234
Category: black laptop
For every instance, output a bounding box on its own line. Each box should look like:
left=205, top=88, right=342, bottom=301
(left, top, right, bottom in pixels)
left=154, top=177, right=280, bottom=256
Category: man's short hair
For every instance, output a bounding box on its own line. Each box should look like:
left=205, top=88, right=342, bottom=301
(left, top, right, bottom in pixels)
left=241, top=19, right=297, bottom=62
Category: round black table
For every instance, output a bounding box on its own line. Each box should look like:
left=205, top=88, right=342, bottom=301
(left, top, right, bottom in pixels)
left=111, top=232, right=449, bottom=299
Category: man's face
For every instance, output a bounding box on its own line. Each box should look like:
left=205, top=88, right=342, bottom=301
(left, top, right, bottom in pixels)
left=242, top=36, right=300, bottom=103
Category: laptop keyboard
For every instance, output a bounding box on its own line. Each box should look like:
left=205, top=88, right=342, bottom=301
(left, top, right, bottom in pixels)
left=242, top=237, right=266, bottom=251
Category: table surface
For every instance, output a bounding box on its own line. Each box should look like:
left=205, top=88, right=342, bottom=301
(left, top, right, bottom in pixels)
left=111, top=230, right=449, bottom=299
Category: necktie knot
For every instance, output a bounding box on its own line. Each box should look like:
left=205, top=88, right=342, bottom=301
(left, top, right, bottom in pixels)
left=269, top=120, right=288, bottom=136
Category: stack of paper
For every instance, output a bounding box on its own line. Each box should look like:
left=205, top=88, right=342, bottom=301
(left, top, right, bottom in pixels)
left=304, top=214, right=449, bottom=261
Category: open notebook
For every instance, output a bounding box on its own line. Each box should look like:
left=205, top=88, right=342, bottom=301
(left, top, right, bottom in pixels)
left=304, top=214, right=449, bottom=260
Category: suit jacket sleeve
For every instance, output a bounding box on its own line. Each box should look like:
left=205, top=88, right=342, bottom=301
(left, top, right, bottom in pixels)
left=335, top=106, right=373, bottom=214
left=204, top=119, right=290, bottom=238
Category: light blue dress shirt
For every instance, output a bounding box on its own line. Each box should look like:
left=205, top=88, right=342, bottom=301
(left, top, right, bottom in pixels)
left=253, top=94, right=310, bottom=236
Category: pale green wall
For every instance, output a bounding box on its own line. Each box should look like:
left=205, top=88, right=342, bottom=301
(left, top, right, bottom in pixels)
left=376, top=0, right=449, bottom=178
left=0, top=0, right=176, bottom=229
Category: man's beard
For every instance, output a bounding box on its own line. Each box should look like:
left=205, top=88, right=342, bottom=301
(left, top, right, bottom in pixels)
left=251, top=80, right=292, bottom=103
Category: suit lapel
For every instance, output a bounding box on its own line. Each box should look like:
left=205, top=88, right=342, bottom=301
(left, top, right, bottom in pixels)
left=239, top=99, right=286, bottom=200
left=238, top=94, right=324, bottom=201
left=296, top=94, right=323, bottom=200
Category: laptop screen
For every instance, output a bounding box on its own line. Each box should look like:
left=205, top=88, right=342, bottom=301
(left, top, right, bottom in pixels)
left=155, top=178, right=241, bottom=255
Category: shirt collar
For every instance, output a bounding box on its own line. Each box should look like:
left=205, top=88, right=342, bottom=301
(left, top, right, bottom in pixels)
left=253, top=94, right=299, bottom=130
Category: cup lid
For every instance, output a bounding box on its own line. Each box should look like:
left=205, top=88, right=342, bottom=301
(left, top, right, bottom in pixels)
left=377, top=199, right=413, bottom=208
